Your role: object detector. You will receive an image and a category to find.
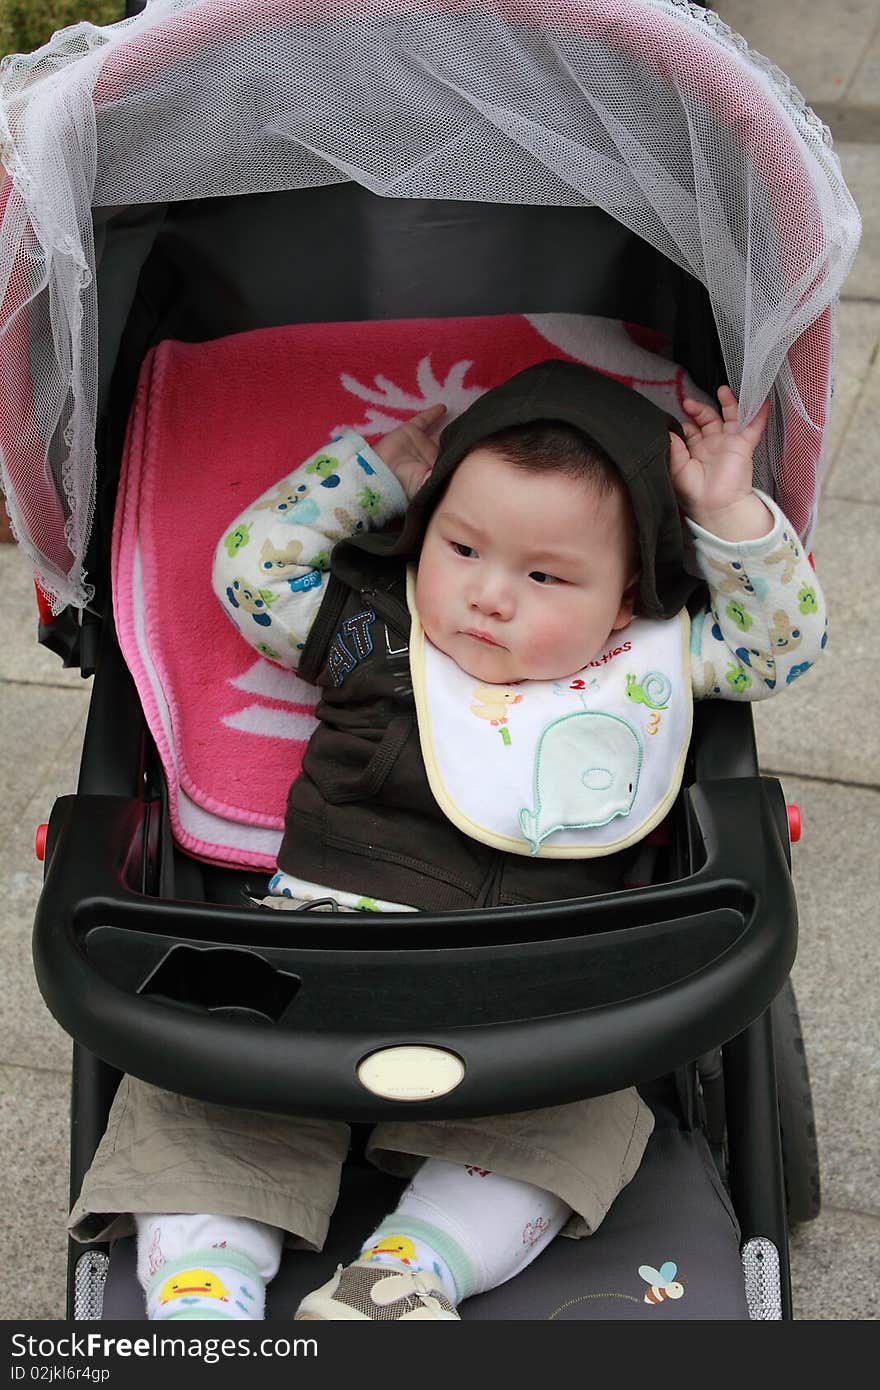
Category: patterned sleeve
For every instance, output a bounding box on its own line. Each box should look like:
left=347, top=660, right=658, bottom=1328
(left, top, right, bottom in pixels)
left=212, top=432, right=406, bottom=670
left=688, top=491, right=829, bottom=701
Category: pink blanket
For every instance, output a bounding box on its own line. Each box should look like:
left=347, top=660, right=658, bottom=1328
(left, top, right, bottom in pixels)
left=112, top=313, right=708, bottom=869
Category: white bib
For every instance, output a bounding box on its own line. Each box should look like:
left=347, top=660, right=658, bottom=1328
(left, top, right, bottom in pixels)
left=407, top=570, right=692, bottom=858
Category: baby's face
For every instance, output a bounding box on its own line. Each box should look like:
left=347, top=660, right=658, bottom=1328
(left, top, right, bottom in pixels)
left=415, top=448, right=638, bottom=684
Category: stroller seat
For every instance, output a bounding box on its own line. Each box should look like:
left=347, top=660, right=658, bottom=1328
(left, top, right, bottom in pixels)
left=33, top=186, right=806, bottom=1323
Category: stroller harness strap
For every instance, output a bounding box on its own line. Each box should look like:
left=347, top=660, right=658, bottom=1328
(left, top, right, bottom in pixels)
left=408, top=572, right=692, bottom=858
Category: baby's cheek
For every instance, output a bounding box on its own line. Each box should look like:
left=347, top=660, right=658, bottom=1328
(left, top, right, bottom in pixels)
left=526, top=608, right=583, bottom=673
left=414, top=571, right=443, bottom=641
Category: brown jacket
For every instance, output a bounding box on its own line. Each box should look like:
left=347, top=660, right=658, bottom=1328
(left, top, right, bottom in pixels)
left=280, top=566, right=629, bottom=909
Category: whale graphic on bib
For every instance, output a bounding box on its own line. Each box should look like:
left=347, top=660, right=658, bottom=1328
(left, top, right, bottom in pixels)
left=519, top=711, right=642, bottom=853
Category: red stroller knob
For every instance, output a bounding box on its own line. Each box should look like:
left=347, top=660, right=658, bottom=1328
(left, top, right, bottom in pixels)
left=786, top=805, right=802, bottom=843
left=34, top=823, right=48, bottom=861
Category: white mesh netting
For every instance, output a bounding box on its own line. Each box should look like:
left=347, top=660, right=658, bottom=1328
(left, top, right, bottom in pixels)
left=0, top=0, right=862, bottom=612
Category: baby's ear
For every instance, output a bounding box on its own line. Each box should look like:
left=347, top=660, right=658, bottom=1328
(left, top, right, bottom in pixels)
left=611, top=574, right=640, bottom=632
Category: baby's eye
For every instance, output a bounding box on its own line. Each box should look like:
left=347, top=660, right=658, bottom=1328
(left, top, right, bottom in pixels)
left=451, top=542, right=476, bottom=558
left=529, top=571, right=560, bottom=585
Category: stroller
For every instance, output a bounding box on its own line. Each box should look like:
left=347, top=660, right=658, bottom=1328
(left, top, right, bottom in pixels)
left=0, top=0, right=860, bottom=1321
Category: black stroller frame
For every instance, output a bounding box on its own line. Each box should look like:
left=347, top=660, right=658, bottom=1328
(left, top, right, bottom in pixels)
left=27, top=180, right=821, bottom=1321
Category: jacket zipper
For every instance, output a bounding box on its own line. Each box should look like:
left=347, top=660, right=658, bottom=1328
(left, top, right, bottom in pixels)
left=475, top=851, right=504, bottom=908
left=360, top=585, right=412, bottom=639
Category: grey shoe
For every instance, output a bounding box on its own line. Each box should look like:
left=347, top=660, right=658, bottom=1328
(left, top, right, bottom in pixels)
left=295, top=1262, right=460, bottom=1320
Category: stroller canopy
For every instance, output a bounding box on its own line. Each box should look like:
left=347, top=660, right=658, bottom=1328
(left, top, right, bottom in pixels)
left=0, top=0, right=861, bottom=612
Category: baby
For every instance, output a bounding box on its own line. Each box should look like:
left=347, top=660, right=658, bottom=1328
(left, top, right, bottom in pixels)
left=69, top=361, right=827, bottom=1321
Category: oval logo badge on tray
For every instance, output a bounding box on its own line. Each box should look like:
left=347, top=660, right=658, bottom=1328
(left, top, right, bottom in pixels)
left=357, top=1046, right=465, bottom=1100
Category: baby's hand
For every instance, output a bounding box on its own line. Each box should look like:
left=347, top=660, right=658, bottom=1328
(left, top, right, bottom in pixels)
left=669, top=386, right=773, bottom=541
left=373, top=403, right=447, bottom=501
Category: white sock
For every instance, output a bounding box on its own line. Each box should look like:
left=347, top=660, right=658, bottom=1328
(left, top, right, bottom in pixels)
left=135, top=1213, right=283, bottom=1320
left=360, top=1160, right=571, bottom=1303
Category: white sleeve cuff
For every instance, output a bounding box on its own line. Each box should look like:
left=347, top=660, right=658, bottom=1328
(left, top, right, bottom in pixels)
left=684, top=490, right=791, bottom=558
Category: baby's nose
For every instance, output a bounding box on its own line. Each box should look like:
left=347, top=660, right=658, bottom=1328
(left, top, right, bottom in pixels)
left=471, top=574, right=514, bottom=619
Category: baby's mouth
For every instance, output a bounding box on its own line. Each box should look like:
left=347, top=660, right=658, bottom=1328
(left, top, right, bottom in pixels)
left=464, top=628, right=503, bottom=648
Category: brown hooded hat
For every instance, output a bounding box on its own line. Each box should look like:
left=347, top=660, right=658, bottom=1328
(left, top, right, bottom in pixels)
left=332, top=358, right=700, bottom=620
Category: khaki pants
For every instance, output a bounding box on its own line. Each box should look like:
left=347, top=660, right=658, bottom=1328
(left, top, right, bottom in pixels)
left=69, top=1076, right=653, bottom=1249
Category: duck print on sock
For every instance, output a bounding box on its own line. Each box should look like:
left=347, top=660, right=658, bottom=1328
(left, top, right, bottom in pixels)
left=158, top=1269, right=231, bottom=1308
left=364, top=1235, right=419, bottom=1267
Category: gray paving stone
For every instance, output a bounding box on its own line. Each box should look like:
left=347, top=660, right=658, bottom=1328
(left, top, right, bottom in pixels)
left=0, top=690, right=89, bottom=1073
left=781, top=777, right=880, bottom=1218
left=827, top=339, right=880, bottom=505
left=720, top=1, right=880, bottom=106
left=825, top=301, right=880, bottom=481
left=0, top=682, right=89, bottom=842
left=845, top=14, right=880, bottom=109
left=790, top=1207, right=880, bottom=1320
left=0, top=711, right=81, bottom=1319
left=0, top=1063, right=70, bottom=1320
left=0, top=545, right=90, bottom=689
left=813, top=104, right=880, bottom=145
left=753, top=496, right=879, bottom=785
left=0, top=814, right=77, bottom=1075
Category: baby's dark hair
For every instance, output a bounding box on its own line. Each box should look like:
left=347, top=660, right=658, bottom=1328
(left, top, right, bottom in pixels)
left=476, top=419, right=641, bottom=582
